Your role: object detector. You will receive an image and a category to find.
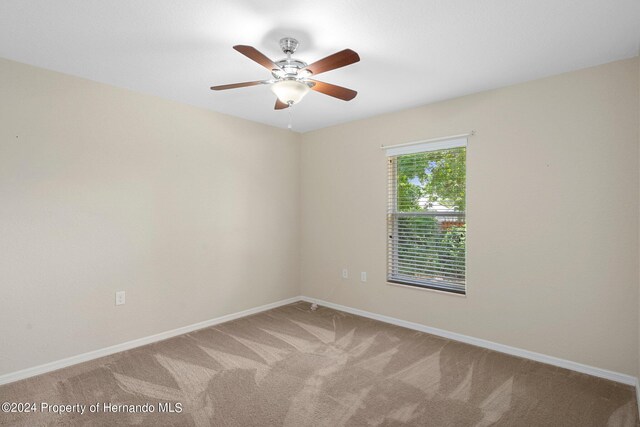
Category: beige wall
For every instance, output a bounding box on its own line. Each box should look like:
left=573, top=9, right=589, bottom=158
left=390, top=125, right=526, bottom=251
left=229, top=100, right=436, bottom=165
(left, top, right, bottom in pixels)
left=2, top=55, right=639, bottom=379
left=300, top=58, right=640, bottom=376
left=0, top=58, right=301, bottom=375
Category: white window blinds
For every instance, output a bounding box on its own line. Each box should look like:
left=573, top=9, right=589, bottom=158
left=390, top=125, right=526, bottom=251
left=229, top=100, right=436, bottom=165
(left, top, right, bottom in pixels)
left=386, top=137, right=467, bottom=294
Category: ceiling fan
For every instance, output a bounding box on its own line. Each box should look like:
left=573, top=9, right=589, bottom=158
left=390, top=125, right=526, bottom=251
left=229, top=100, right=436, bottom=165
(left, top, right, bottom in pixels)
left=210, top=37, right=360, bottom=110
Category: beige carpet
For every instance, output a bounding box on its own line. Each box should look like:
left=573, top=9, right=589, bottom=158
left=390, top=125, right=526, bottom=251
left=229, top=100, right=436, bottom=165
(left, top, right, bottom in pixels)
left=0, top=302, right=637, bottom=426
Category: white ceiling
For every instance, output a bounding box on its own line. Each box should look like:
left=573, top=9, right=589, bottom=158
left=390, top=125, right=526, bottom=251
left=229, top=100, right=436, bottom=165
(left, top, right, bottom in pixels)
left=1, top=1, right=639, bottom=132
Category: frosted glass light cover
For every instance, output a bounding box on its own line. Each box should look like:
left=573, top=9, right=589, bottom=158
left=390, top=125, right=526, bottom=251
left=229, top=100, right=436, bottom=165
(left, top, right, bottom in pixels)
left=271, top=80, right=310, bottom=105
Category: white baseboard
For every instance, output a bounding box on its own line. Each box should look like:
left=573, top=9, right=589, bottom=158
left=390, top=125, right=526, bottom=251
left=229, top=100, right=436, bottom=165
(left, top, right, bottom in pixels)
left=0, top=296, right=301, bottom=386
left=2, top=295, right=637, bottom=392
left=300, top=296, right=638, bottom=386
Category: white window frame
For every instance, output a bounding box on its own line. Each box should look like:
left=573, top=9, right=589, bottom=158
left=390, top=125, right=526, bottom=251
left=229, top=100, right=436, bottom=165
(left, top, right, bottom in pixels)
left=385, top=136, right=467, bottom=295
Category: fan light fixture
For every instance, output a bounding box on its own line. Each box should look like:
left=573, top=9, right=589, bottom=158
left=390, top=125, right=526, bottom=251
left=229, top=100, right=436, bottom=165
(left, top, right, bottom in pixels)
left=270, top=80, right=309, bottom=105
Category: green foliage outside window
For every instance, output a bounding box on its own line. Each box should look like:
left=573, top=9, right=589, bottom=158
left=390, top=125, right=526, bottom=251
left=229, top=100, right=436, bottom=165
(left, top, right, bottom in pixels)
left=396, top=148, right=466, bottom=212
left=392, top=147, right=466, bottom=285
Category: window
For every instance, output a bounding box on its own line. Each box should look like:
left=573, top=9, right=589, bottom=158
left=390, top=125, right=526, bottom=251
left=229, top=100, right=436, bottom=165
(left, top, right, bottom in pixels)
left=386, top=138, right=467, bottom=294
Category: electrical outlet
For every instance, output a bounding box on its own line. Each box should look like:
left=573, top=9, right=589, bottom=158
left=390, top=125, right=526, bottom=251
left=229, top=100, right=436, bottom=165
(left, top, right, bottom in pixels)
left=360, top=272, right=367, bottom=282
left=342, top=268, right=349, bottom=279
left=115, top=291, right=126, bottom=306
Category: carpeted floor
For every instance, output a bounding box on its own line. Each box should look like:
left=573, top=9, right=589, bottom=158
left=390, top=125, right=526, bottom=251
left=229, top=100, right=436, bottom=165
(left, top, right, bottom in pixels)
left=0, top=301, right=637, bottom=426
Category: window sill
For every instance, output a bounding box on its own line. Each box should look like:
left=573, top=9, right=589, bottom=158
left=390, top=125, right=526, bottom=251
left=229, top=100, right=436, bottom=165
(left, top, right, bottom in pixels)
left=386, top=281, right=467, bottom=297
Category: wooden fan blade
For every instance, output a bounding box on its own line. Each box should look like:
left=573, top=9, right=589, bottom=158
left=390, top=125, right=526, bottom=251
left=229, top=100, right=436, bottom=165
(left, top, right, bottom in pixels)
left=303, top=49, right=360, bottom=76
left=309, top=80, right=357, bottom=101
left=234, top=45, right=282, bottom=72
left=274, top=99, right=289, bottom=110
left=210, top=80, right=265, bottom=90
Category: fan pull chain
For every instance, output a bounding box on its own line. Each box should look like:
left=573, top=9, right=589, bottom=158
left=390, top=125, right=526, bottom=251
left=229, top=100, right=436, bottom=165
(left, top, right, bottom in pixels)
left=287, top=104, right=293, bottom=130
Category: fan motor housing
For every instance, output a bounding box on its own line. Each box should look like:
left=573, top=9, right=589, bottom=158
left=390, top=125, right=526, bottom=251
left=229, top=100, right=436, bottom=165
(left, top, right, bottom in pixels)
left=275, top=58, right=307, bottom=73
left=273, top=59, right=310, bottom=82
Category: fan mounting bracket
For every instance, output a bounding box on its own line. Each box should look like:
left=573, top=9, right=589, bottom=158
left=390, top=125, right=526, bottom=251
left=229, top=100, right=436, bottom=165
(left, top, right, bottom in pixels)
left=279, top=37, right=299, bottom=55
